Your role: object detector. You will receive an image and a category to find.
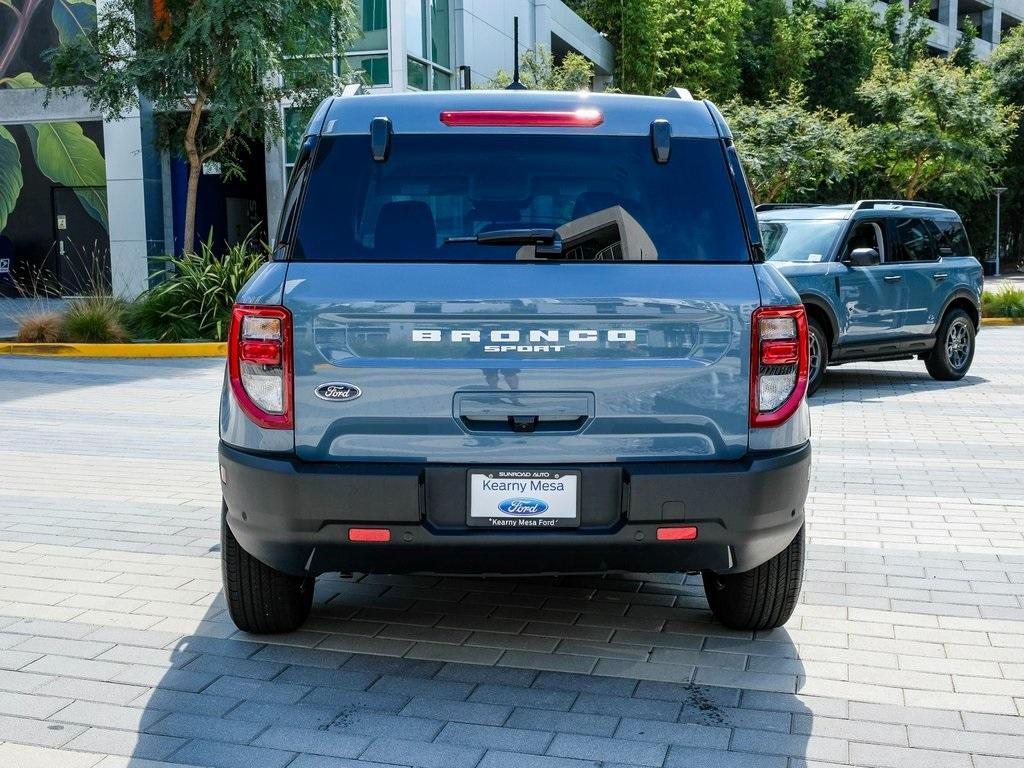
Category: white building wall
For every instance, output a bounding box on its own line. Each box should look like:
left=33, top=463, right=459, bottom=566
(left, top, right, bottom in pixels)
left=453, top=0, right=613, bottom=85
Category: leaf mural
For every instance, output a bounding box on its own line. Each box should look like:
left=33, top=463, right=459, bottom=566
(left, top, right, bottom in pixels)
left=51, top=0, right=97, bottom=47
left=25, top=121, right=108, bottom=229
left=3, top=72, right=108, bottom=231
left=0, top=126, right=23, bottom=234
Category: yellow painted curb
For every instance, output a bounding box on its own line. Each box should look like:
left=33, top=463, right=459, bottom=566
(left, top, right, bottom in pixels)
left=981, top=317, right=1024, bottom=326
left=0, top=342, right=226, bottom=357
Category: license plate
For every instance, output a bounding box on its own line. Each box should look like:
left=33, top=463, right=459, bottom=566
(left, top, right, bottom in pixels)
left=467, top=470, right=580, bottom=528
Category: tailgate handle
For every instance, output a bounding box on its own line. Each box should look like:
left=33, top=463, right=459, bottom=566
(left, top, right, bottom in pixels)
left=455, top=392, right=594, bottom=434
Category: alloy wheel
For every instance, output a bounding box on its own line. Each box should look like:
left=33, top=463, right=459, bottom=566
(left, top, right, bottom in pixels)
left=946, top=318, right=971, bottom=370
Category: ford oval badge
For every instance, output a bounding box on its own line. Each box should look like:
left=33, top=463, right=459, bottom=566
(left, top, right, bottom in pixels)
left=315, top=383, right=362, bottom=402
left=497, top=498, right=549, bottom=516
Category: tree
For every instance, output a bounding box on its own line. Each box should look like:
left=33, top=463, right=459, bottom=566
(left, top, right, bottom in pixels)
left=48, top=0, right=358, bottom=254
left=802, top=0, right=885, bottom=115
left=658, top=0, right=745, bottom=100
left=884, top=0, right=931, bottom=70
left=489, top=47, right=595, bottom=91
left=564, top=0, right=662, bottom=95
left=738, top=0, right=816, bottom=102
left=858, top=56, right=1019, bottom=200
left=951, top=17, right=980, bottom=69
left=723, top=86, right=860, bottom=203
left=990, top=25, right=1024, bottom=263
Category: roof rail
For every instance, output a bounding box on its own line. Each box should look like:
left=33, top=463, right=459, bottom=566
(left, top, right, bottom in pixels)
left=664, top=87, right=693, bottom=101
left=755, top=203, right=824, bottom=212
left=854, top=199, right=946, bottom=210
left=341, top=83, right=365, bottom=97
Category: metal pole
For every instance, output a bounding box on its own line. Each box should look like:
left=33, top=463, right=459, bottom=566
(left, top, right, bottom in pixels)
left=994, top=187, right=1007, bottom=277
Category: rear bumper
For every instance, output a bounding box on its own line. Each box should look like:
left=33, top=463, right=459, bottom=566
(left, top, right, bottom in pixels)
left=219, top=441, right=810, bottom=577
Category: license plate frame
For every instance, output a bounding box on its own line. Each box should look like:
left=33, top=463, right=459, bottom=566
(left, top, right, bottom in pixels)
left=467, top=469, right=581, bottom=529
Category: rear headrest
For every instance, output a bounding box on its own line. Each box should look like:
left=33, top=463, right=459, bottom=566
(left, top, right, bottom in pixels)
left=375, top=201, right=436, bottom=257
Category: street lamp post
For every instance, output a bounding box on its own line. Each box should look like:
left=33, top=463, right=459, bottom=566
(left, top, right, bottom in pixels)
left=993, top=187, right=1007, bottom=278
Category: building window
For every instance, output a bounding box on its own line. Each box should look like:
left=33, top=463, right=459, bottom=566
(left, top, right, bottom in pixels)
left=405, top=0, right=452, bottom=90
left=283, top=108, right=310, bottom=180
left=351, top=0, right=389, bottom=52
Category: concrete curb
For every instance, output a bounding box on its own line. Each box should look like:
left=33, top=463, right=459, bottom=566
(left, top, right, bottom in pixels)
left=981, top=317, right=1024, bottom=326
left=0, top=342, right=226, bottom=357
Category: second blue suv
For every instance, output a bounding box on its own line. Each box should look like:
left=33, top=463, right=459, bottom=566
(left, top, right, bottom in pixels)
left=758, top=201, right=982, bottom=394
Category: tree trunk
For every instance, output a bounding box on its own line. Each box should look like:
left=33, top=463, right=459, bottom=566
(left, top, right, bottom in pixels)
left=181, top=93, right=207, bottom=255
left=183, top=157, right=201, bottom=256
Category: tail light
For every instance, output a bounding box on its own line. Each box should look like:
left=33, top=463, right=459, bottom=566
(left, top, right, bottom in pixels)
left=228, top=305, right=293, bottom=429
left=750, top=306, right=808, bottom=428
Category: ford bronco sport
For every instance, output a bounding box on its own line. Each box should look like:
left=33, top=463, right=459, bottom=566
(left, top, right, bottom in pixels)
left=219, top=89, right=811, bottom=634
left=758, top=202, right=982, bottom=394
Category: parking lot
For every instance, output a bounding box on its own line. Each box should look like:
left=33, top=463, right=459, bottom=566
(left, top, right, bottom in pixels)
left=0, top=328, right=1022, bottom=768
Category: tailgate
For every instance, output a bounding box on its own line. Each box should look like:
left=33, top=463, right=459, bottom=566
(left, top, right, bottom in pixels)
left=286, top=262, right=757, bottom=464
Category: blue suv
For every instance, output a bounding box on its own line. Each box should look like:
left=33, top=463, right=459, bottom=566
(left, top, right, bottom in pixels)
left=218, top=88, right=811, bottom=634
left=757, top=202, right=983, bottom=394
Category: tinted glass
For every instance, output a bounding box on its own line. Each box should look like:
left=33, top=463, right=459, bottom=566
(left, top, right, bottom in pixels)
left=893, top=218, right=935, bottom=262
left=761, top=219, right=843, bottom=263
left=292, top=134, right=750, bottom=263
left=927, top=218, right=971, bottom=256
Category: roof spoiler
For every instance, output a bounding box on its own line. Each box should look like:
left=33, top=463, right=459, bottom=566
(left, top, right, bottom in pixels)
left=854, top=199, right=947, bottom=210
left=663, top=87, right=693, bottom=101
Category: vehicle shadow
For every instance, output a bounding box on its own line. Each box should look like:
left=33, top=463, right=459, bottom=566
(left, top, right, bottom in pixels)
left=815, top=366, right=987, bottom=402
left=123, top=573, right=815, bottom=767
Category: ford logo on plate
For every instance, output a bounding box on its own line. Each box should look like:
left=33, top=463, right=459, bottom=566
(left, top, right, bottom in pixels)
left=497, top=498, right=549, bottom=516
left=315, top=383, right=362, bottom=402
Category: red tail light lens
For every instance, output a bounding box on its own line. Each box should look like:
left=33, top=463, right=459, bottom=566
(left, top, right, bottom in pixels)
left=750, top=306, right=808, bottom=428
left=228, top=305, right=293, bottom=429
left=440, top=109, right=604, bottom=128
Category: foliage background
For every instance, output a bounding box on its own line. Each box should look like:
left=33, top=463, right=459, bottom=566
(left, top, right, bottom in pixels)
left=567, top=0, right=1024, bottom=265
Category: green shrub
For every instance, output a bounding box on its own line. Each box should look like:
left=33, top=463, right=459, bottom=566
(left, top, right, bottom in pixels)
left=982, top=286, right=1024, bottom=318
left=15, top=312, right=65, bottom=343
left=126, top=230, right=269, bottom=342
left=63, top=295, right=129, bottom=343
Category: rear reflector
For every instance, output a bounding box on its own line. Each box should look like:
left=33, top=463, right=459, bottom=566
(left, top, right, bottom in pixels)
left=656, top=526, right=698, bottom=541
left=440, top=109, right=604, bottom=128
left=348, top=528, right=391, bottom=543
left=239, top=340, right=282, bottom=366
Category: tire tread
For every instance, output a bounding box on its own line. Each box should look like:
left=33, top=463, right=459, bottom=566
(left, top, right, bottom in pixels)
left=702, top=525, right=804, bottom=631
left=222, top=507, right=313, bottom=634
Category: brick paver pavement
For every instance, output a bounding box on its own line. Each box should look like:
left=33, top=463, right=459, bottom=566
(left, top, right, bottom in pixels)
left=0, top=329, right=1022, bottom=767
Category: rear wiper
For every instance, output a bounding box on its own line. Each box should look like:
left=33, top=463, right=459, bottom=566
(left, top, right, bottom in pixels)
left=444, top=228, right=562, bottom=253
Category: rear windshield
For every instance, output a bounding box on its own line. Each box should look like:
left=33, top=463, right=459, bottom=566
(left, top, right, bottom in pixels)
left=289, top=134, right=750, bottom=263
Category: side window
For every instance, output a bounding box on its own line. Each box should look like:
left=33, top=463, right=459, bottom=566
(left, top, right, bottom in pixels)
left=844, top=220, right=885, bottom=262
left=276, top=136, right=316, bottom=250
left=892, top=218, right=936, bottom=262
left=927, top=218, right=971, bottom=257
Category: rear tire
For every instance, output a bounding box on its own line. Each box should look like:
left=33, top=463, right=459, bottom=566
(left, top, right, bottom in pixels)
left=925, top=308, right=975, bottom=381
left=806, top=316, right=829, bottom=396
left=702, top=525, right=804, bottom=630
left=222, top=505, right=314, bottom=634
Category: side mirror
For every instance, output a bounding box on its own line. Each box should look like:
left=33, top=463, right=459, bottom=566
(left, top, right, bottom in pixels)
left=846, top=247, right=880, bottom=267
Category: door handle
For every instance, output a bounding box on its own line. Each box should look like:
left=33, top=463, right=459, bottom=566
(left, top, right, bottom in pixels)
left=932, top=273, right=948, bottom=281
left=883, top=275, right=902, bottom=283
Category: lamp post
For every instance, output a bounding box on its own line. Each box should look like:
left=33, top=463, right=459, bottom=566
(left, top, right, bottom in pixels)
left=993, top=187, right=1007, bottom=277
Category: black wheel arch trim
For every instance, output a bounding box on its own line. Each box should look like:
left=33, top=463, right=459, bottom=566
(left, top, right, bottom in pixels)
left=800, top=295, right=839, bottom=343
left=937, top=289, right=981, bottom=330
